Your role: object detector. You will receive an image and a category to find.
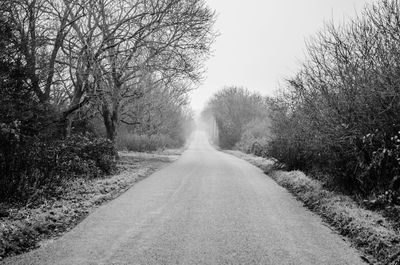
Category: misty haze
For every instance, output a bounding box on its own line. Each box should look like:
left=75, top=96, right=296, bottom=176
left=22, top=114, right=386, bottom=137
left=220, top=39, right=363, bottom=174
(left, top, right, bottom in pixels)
left=1, top=0, right=399, bottom=265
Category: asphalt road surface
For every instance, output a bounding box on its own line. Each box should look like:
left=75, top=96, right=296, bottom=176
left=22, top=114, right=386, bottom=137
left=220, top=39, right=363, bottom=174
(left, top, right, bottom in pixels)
left=3, top=131, right=365, bottom=265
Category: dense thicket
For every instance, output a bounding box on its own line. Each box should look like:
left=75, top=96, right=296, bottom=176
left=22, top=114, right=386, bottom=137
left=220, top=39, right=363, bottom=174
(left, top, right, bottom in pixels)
left=0, top=11, right=117, bottom=201
left=267, top=0, right=400, bottom=194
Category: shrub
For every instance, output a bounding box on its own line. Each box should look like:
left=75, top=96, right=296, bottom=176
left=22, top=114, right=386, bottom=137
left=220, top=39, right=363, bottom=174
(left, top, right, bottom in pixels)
left=0, top=133, right=117, bottom=203
left=266, top=99, right=322, bottom=171
left=235, top=118, right=271, bottom=157
left=262, top=1, right=400, bottom=196
left=354, top=130, right=400, bottom=193
left=204, top=87, right=269, bottom=149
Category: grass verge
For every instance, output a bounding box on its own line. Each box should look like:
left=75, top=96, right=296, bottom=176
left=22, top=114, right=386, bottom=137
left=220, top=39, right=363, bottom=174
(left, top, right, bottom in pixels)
left=0, top=150, right=182, bottom=260
left=225, top=150, right=400, bottom=265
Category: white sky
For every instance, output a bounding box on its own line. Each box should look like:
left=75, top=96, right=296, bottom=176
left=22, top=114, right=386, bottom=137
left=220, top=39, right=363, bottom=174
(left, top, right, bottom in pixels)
left=190, top=0, right=372, bottom=111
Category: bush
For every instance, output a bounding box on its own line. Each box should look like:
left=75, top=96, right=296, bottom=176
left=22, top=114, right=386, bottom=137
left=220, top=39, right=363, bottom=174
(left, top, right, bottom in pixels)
left=266, top=99, right=322, bottom=171
left=117, top=133, right=179, bottom=152
left=235, top=118, right=271, bottom=157
left=354, top=130, right=400, bottom=193
left=262, top=1, right=400, bottom=196
left=204, top=87, right=269, bottom=149
left=0, top=133, right=117, bottom=203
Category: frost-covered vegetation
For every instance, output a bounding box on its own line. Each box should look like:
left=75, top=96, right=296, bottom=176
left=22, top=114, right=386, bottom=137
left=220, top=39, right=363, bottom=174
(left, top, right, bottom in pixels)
left=0, top=151, right=180, bottom=259
left=226, top=150, right=400, bottom=265
left=115, top=82, right=195, bottom=152
left=203, top=4, right=400, bottom=260
left=205, top=0, right=400, bottom=201
left=202, top=87, right=270, bottom=150
left=0, top=0, right=215, bottom=203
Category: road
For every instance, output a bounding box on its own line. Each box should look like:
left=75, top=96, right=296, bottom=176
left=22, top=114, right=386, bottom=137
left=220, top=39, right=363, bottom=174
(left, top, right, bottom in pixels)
left=3, top=131, right=365, bottom=265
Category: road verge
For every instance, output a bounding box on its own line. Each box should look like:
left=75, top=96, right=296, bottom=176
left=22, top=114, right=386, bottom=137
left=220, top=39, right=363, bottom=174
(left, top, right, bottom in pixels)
left=0, top=150, right=181, bottom=260
left=225, top=150, right=400, bottom=265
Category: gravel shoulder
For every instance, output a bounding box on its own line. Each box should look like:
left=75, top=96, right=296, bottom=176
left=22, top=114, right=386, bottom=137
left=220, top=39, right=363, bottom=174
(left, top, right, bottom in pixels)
left=0, top=150, right=182, bottom=260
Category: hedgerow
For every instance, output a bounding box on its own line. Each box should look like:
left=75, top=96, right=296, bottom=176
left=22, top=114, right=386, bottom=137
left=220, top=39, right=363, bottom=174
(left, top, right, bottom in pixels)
left=0, top=130, right=117, bottom=203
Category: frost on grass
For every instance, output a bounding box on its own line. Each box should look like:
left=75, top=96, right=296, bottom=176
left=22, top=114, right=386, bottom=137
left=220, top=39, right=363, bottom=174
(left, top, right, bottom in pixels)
left=0, top=151, right=180, bottom=260
left=227, top=150, right=400, bottom=265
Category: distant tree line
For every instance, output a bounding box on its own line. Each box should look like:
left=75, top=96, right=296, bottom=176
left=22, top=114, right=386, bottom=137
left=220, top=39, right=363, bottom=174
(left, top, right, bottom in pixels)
left=202, top=87, right=270, bottom=151
left=205, top=0, right=400, bottom=196
left=0, top=0, right=215, bottom=202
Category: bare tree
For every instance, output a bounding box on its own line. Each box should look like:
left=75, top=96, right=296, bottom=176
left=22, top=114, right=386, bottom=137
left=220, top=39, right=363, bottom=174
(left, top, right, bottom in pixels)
left=91, top=0, right=216, bottom=141
left=6, top=0, right=81, bottom=104
left=3, top=0, right=215, bottom=140
left=205, top=87, right=268, bottom=148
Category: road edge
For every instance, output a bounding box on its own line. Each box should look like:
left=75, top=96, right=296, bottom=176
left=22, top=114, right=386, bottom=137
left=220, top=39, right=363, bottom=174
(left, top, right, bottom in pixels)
left=224, top=150, right=400, bottom=265
left=0, top=150, right=182, bottom=261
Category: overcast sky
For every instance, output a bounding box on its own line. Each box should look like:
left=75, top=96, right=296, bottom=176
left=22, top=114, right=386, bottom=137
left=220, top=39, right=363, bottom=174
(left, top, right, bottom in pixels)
left=189, top=0, right=372, bottom=111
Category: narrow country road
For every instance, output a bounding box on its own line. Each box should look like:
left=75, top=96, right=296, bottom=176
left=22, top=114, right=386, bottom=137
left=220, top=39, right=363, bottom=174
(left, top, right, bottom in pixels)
left=3, top=131, right=365, bottom=265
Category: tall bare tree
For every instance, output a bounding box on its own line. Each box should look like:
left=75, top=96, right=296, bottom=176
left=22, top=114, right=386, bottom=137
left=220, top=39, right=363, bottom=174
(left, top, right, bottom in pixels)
left=6, top=0, right=81, bottom=104
left=91, top=0, right=216, bottom=141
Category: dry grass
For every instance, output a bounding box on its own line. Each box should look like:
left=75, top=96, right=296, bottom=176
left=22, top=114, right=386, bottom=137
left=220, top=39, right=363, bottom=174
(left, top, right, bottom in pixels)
left=0, top=150, right=181, bottom=260
left=226, top=150, right=400, bottom=265
left=117, top=134, right=179, bottom=152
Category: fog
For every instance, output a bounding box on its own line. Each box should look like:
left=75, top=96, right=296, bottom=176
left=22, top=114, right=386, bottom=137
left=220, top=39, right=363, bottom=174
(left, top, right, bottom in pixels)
left=190, top=0, right=371, bottom=112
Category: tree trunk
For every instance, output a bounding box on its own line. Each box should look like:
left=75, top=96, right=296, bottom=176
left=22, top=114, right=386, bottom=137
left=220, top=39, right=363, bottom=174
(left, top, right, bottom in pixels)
left=61, top=88, right=85, bottom=137
left=63, top=113, right=75, bottom=137
left=102, top=103, right=119, bottom=142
